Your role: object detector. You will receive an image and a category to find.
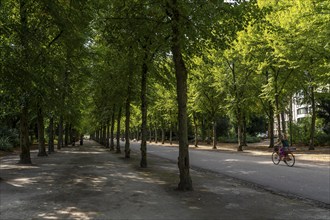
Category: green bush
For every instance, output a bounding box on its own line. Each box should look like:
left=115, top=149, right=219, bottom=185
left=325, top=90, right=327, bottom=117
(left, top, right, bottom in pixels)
left=0, top=127, right=19, bottom=149
left=218, top=136, right=237, bottom=143
left=289, top=117, right=329, bottom=146
left=0, top=136, right=13, bottom=151
left=314, top=133, right=330, bottom=146
left=218, top=135, right=261, bottom=143
left=246, top=136, right=261, bottom=143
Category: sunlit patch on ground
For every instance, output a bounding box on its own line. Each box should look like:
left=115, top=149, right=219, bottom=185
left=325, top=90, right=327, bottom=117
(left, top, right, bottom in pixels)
left=6, top=177, right=37, bottom=187
left=38, top=207, right=98, bottom=220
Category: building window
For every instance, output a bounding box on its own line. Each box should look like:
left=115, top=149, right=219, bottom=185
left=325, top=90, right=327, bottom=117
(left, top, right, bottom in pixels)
left=297, top=108, right=308, bottom=115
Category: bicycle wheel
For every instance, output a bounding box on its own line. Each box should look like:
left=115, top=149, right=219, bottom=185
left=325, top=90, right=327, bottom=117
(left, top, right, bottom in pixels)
left=284, top=153, right=295, bottom=167
left=272, top=151, right=280, bottom=165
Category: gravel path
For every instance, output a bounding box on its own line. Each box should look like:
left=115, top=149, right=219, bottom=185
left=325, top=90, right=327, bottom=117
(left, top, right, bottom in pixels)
left=0, top=140, right=329, bottom=219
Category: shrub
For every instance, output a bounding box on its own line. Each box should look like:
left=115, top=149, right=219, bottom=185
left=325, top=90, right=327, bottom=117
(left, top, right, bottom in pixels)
left=246, top=136, right=261, bottom=143
left=218, top=135, right=261, bottom=143
left=0, top=127, right=19, bottom=149
left=0, top=136, right=13, bottom=151
left=314, top=133, right=330, bottom=146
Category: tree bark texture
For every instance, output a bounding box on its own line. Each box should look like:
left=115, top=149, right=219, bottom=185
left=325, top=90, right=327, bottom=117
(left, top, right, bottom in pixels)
left=19, top=104, right=32, bottom=164
left=169, top=126, right=173, bottom=145
left=140, top=58, right=148, bottom=168
left=161, top=127, right=165, bottom=144
left=212, top=120, right=217, bottom=149
left=125, top=78, right=132, bottom=158
left=237, top=107, right=243, bottom=151
left=289, top=98, right=293, bottom=146
left=58, top=116, right=63, bottom=150
left=110, top=109, right=115, bottom=151
left=169, top=0, right=193, bottom=191
left=102, top=124, right=106, bottom=146
left=309, top=85, right=316, bottom=150
left=193, top=112, right=198, bottom=147
left=275, top=94, right=282, bottom=141
left=154, top=127, right=158, bottom=143
left=64, top=123, right=69, bottom=147
left=106, top=123, right=110, bottom=148
left=18, top=0, right=31, bottom=164
left=281, top=111, right=286, bottom=136
left=116, top=107, right=122, bottom=153
left=48, top=116, right=54, bottom=153
left=268, top=101, right=275, bottom=148
left=242, top=114, right=247, bottom=147
left=37, top=105, right=47, bottom=157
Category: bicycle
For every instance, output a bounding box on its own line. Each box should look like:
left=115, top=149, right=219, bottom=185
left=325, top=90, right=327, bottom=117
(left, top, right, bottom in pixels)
left=272, top=145, right=296, bottom=167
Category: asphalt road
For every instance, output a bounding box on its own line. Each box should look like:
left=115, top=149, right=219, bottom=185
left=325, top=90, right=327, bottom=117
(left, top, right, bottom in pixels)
left=130, top=141, right=330, bottom=206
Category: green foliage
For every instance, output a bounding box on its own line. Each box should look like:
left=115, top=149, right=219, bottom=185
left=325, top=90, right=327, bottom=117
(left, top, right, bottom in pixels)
left=0, top=136, right=13, bottom=151
left=218, top=135, right=261, bottom=143
left=1, top=0, right=329, bottom=152
left=316, top=92, right=330, bottom=134
left=0, top=127, right=19, bottom=151
left=314, top=133, right=330, bottom=146
left=290, top=117, right=329, bottom=145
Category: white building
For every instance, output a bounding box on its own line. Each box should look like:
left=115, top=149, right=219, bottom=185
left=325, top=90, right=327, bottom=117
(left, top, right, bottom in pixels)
left=274, top=85, right=330, bottom=136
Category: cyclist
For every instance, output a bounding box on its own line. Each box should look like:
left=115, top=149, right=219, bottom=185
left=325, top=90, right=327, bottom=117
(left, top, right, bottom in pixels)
left=279, top=134, right=290, bottom=160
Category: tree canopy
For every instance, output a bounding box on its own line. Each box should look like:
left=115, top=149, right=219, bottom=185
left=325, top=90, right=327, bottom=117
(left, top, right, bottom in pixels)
left=1, top=0, right=329, bottom=190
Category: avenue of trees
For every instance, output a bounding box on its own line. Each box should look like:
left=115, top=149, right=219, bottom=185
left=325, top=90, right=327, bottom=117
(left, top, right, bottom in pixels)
left=1, top=0, right=329, bottom=190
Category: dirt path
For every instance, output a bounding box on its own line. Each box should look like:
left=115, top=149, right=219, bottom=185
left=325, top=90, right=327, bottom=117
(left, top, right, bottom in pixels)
left=0, top=140, right=329, bottom=219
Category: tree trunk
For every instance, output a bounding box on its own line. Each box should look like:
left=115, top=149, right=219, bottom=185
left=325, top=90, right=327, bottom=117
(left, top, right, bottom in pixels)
left=99, top=126, right=103, bottom=145
left=161, top=127, right=165, bottom=144
left=237, top=108, right=243, bottom=151
left=58, top=116, right=63, bottom=150
left=18, top=0, right=31, bottom=164
left=169, top=124, right=173, bottom=145
left=48, top=116, right=54, bottom=153
left=268, top=102, right=275, bottom=148
left=154, top=127, right=158, bottom=143
left=242, top=114, right=247, bottom=147
left=69, top=124, right=73, bottom=145
left=106, top=122, right=110, bottom=148
left=275, top=94, right=282, bottom=141
left=309, top=85, right=316, bottom=150
left=125, top=76, right=132, bottom=158
left=212, top=120, right=217, bottom=149
left=110, top=109, right=115, bottom=151
left=281, top=111, right=286, bottom=136
left=64, top=123, right=69, bottom=147
left=207, top=127, right=211, bottom=145
left=96, top=128, right=99, bottom=143
left=140, top=57, right=148, bottom=168
left=149, top=126, right=152, bottom=143
left=193, top=112, right=198, bottom=147
left=201, top=116, right=206, bottom=143
left=169, top=0, right=193, bottom=190
left=116, top=107, right=122, bottom=153
left=19, top=104, right=32, bottom=164
left=102, top=124, right=106, bottom=146
left=289, top=97, right=293, bottom=146
left=37, top=105, right=47, bottom=157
